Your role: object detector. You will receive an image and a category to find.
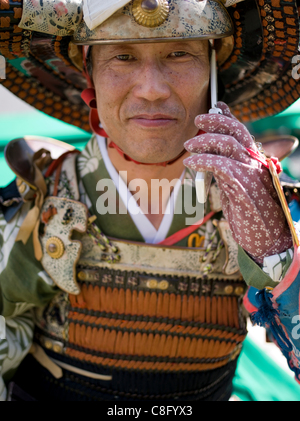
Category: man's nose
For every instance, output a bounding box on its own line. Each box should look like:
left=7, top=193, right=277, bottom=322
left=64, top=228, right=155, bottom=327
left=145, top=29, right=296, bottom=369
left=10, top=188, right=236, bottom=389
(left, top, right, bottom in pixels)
left=132, top=61, right=172, bottom=101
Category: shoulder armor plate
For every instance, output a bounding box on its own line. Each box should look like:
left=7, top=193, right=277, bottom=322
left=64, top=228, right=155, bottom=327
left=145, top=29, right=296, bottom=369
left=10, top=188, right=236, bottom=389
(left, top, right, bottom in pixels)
left=5, top=136, right=76, bottom=191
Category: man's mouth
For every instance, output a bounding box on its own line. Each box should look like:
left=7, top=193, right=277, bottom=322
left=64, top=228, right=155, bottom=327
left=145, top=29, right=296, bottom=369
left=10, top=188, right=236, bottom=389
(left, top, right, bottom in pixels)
left=129, top=114, right=177, bottom=128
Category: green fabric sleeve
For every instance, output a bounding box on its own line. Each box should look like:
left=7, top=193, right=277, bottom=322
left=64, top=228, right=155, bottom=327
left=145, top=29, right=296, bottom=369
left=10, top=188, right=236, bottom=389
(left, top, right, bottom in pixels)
left=0, top=235, right=58, bottom=317
left=237, top=246, right=279, bottom=289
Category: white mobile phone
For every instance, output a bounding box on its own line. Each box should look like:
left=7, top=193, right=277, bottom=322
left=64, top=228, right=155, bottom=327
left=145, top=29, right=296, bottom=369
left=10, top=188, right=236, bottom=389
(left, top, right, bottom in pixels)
left=195, top=43, right=222, bottom=204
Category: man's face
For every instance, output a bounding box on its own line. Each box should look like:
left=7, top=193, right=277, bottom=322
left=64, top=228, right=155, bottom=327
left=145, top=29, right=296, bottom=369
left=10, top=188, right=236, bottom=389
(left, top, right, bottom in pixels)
left=92, top=40, right=210, bottom=163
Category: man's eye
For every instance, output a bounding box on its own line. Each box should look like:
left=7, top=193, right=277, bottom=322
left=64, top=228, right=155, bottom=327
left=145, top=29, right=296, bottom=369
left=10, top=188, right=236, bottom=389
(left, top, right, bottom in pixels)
left=169, top=51, right=187, bottom=58
left=116, top=54, right=135, bottom=61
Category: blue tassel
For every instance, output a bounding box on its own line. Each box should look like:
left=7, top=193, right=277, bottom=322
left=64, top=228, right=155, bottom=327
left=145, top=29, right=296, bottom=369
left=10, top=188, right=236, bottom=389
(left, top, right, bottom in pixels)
left=250, top=289, right=293, bottom=353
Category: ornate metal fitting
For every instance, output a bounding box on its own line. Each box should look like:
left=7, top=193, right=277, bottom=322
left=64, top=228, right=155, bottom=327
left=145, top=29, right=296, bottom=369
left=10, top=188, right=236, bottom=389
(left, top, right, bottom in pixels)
left=147, top=279, right=158, bottom=288
left=77, top=271, right=87, bottom=281
left=40, top=336, right=64, bottom=354
left=77, top=269, right=100, bottom=282
left=132, top=0, right=169, bottom=28
left=146, top=279, right=169, bottom=290
left=46, top=237, right=65, bottom=259
left=159, top=280, right=169, bottom=290
left=224, top=285, right=233, bottom=295
left=234, top=286, right=245, bottom=296
left=255, top=142, right=265, bottom=155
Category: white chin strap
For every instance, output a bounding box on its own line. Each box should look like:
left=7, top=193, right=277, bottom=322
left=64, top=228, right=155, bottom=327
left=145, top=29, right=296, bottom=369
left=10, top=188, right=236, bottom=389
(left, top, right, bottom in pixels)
left=195, top=39, right=222, bottom=205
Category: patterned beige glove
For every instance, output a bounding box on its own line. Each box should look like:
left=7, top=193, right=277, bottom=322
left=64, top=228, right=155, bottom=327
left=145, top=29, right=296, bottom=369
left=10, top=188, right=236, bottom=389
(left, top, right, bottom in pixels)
left=183, top=102, right=292, bottom=264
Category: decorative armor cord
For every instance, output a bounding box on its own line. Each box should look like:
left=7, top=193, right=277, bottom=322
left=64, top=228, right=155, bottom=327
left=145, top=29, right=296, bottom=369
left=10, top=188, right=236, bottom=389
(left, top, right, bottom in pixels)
left=251, top=289, right=292, bottom=353
left=87, top=215, right=120, bottom=263
left=202, top=233, right=224, bottom=276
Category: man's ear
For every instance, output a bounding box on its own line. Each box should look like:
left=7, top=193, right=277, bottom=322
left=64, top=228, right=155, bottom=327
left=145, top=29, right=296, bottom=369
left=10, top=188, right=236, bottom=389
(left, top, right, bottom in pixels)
left=82, top=45, right=94, bottom=88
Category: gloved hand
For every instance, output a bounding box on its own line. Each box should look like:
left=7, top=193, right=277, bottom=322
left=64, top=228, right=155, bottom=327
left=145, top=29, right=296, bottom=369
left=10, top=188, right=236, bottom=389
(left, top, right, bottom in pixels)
left=183, top=102, right=292, bottom=264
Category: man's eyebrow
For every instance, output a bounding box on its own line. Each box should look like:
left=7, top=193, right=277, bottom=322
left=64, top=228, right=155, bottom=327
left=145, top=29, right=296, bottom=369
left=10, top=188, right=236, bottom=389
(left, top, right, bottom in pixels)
left=164, top=41, right=209, bottom=54
left=166, top=41, right=204, bottom=48
left=95, top=41, right=208, bottom=54
left=96, top=45, right=138, bottom=56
